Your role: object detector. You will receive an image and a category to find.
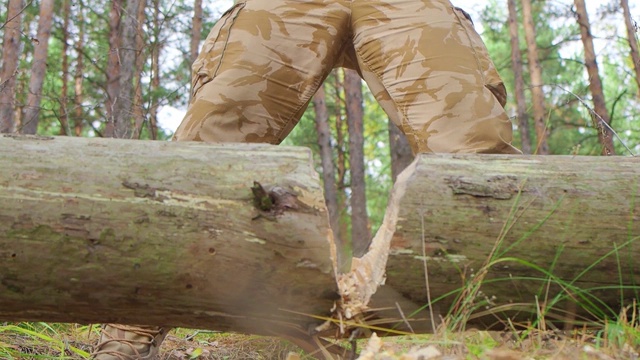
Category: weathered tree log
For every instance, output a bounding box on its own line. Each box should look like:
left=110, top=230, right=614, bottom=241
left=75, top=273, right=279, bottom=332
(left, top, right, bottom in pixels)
left=2, top=135, right=639, bottom=339
left=0, top=135, right=340, bottom=336
left=345, top=154, right=640, bottom=328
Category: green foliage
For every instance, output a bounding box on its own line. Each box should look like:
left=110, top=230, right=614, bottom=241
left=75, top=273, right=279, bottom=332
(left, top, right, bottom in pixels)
left=478, top=0, right=639, bottom=155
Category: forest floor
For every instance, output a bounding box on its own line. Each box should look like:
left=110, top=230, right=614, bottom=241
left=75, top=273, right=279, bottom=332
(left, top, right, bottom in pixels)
left=1, top=322, right=638, bottom=359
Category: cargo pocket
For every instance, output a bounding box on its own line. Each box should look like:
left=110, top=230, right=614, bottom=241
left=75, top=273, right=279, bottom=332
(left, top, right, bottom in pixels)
left=191, top=2, right=246, bottom=98
left=453, top=6, right=508, bottom=108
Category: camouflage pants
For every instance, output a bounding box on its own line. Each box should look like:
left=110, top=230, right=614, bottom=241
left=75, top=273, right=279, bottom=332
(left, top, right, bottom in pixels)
left=174, top=0, right=520, bottom=154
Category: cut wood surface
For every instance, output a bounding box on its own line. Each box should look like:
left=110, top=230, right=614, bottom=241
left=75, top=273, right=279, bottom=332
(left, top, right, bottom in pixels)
left=0, top=135, right=338, bottom=336
left=347, top=154, right=640, bottom=327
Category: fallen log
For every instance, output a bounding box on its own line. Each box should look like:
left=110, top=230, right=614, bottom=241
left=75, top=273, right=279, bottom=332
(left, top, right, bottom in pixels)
left=1, top=135, right=638, bottom=340
left=345, top=154, right=640, bottom=328
left=0, top=135, right=341, bottom=336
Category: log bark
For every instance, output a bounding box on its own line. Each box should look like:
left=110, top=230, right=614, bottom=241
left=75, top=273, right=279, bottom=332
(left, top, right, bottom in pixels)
left=0, top=135, right=338, bottom=336
left=344, top=154, right=640, bottom=328
left=2, top=136, right=638, bottom=335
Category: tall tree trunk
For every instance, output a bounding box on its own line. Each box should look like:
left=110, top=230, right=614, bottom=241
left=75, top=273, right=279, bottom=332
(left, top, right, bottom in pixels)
left=104, top=0, right=123, bottom=137
left=521, top=0, right=549, bottom=155
left=508, top=0, right=532, bottom=154
left=0, top=0, right=24, bottom=133
left=333, top=72, right=349, bottom=254
left=148, top=0, right=161, bottom=140
left=22, top=0, right=55, bottom=135
left=621, top=0, right=640, bottom=100
left=73, top=0, right=86, bottom=136
left=189, top=0, right=203, bottom=102
left=58, top=0, right=72, bottom=136
left=574, top=0, right=616, bottom=155
left=388, top=121, right=413, bottom=183
left=111, top=0, right=142, bottom=138
left=133, top=0, right=147, bottom=139
left=344, top=69, right=370, bottom=257
left=313, top=84, right=347, bottom=272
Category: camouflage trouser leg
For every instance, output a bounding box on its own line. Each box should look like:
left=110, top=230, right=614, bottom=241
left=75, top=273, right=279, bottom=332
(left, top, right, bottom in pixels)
left=174, top=0, right=351, bottom=143
left=174, top=0, right=520, bottom=155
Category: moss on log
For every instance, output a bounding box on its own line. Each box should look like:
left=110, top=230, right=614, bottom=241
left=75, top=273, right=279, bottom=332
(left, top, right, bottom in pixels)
left=345, top=154, right=640, bottom=328
left=0, top=135, right=338, bottom=336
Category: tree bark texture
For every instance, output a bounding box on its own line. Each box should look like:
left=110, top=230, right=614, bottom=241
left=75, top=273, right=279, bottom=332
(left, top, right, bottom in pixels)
left=133, top=0, right=148, bottom=139
left=59, top=0, right=72, bottom=136
left=313, top=84, right=346, bottom=272
left=388, top=120, right=413, bottom=183
left=22, top=0, right=55, bottom=135
left=344, top=69, right=371, bottom=258
left=521, top=0, right=550, bottom=155
left=149, top=0, right=162, bottom=140
left=621, top=0, right=640, bottom=100
left=110, top=0, right=141, bottom=138
left=574, top=0, right=616, bottom=155
left=105, top=0, right=123, bottom=136
left=0, top=0, right=24, bottom=133
left=0, top=136, right=338, bottom=336
left=73, top=1, right=85, bottom=136
left=344, top=154, right=640, bottom=328
left=508, top=0, right=532, bottom=155
left=190, top=0, right=204, bottom=77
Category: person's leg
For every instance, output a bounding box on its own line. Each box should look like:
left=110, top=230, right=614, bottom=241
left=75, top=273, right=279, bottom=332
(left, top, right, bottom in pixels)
left=94, top=2, right=350, bottom=359
left=174, top=0, right=351, bottom=143
left=351, top=0, right=520, bottom=154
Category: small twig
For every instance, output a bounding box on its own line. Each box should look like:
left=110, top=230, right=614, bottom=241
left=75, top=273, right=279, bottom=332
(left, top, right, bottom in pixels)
left=0, top=0, right=34, bottom=31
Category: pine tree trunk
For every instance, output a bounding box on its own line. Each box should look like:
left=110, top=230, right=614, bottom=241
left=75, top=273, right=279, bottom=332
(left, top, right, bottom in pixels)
left=189, top=0, right=204, bottom=102
left=521, top=0, right=549, bottom=155
left=344, top=69, right=371, bottom=258
left=111, top=0, right=141, bottom=139
left=574, top=0, right=616, bottom=155
left=73, top=1, right=86, bottom=137
left=313, top=84, right=346, bottom=272
left=133, top=0, right=148, bottom=139
left=508, top=0, right=532, bottom=154
left=59, top=0, right=72, bottom=136
left=621, top=0, right=640, bottom=100
left=105, top=0, right=123, bottom=137
left=333, top=72, right=350, bottom=255
left=22, top=0, right=55, bottom=135
left=148, top=0, right=161, bottom=140
left=388, top=121, right=413, bottom=183
left=0, top=0, right=24, bottom=133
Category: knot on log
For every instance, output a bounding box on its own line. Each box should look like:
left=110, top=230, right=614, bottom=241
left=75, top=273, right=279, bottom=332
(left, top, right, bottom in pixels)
left=251, top=181, right=311, bottom=218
